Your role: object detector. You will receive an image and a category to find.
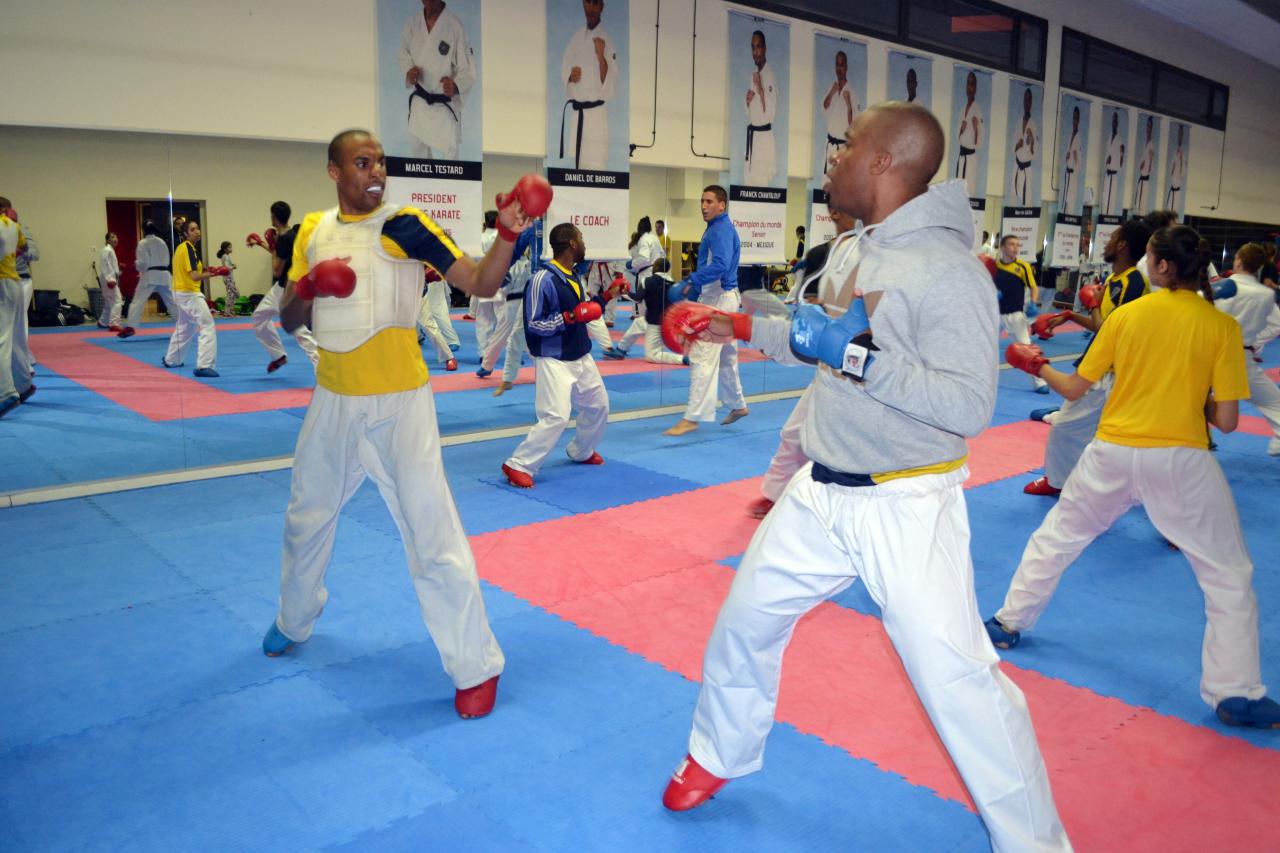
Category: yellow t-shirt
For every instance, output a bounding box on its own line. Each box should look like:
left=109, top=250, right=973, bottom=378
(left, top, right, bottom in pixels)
left=0, top=215, right=28, bottom=281
left=292, top=206, right=464, bottom=396
left=1078, top=288, right=1249, bottom=449
left=172, top=241, right=203, bottom=293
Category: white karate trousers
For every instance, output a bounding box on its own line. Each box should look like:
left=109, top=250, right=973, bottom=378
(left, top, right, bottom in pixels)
left=505, top=354, right=608, bottom=475
left=1043, top=375, right=1113, bottom=489
left=684, top=289, right=747, bottom=422
left=165, top=291, right=218, bottom=369
left=1001, top=311, right=1048, bottom=390
left=253, top=286, right=319, bottom=366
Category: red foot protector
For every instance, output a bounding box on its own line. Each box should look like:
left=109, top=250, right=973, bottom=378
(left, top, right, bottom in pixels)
left=663, top=753, right=728, bottom=811
left=455, top=675, right=499, bottom=719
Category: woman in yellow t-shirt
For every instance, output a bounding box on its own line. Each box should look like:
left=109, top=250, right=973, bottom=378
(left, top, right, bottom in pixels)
left=989, top=224, right=1280, bottom=730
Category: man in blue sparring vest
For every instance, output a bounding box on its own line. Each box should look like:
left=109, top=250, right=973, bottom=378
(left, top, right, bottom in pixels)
left=502, top=223, right=626, bottom=488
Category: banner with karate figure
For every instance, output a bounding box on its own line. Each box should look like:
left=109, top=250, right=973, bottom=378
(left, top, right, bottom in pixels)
left=545, top=0, right=631, bottom=258
left=1097, top=105, right=1130, bottom=217
left=1001, top=78, right=1044, bottom=263
left=887, top=51, right=932, bottom=108
left=951, top=65, right=992, bottom=245
left=377, top=0, right=483, bottom=254
left=1130, top=113, right=1162, bottom=216
left=1162, top=121, right=1190, bottom=220
left=1050, top=93, right=1091, bottom=268
left=807, top=33, right=866, bottom=246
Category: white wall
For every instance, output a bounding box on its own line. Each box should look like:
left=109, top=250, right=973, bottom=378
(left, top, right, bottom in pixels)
left=3, top=0, right=1278, bottom=294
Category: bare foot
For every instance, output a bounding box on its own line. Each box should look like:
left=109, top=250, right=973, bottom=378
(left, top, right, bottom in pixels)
left=664, top=419, right=699, bottom=436
left=721, top=408, right=749, bottom=425
left=492, top=381, right=513, bottom=397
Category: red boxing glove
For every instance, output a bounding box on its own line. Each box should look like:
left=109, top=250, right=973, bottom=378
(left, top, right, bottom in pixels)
left=1006, top=342, right=1049, bottom=377
left=563, top=300, right=602, bottom=325
left=1078, top=283, right=1102, bottom=311
left=660, top=303, right=752, bottom=353
left=609, top=272, right=630, bottom=296
left=496, top=174, right=554, bottom=220
left=246, top=232, right=265, bottom=249
left=206, top=265, right=231, bottom=277
left=265, top=228, right=278, bottom=252
left=979, top=254, right=998, bottom=280
left=295, top=258, right=357, bottom=300
left=1031, top=310, right=1070, bottom=340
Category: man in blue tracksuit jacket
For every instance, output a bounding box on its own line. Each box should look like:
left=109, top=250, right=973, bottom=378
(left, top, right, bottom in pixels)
left=666, top=185, right=749, bottom=435
left=502, top=223, right=624, bottom=487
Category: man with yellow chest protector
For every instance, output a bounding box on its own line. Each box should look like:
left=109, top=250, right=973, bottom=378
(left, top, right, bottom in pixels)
left=263, top=129, right=541, bottom=720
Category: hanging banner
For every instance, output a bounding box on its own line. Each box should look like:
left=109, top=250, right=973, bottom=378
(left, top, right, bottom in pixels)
left=1001, top=79, right=1044, bottom=263
left=377, top=0, right=483, bottom=254
left=728, top=11, right=790, bottom=263
left=1050, top=213, right=1082, bottom=268
left=1163, top=121, right=1190, bottom=220
left=808, top=33, right=867, bottom=246
left=1092, top=215, right=1122, bottom=263
left=1131, top=113, right=1162, bottom=216
left=887, top=51, right=931, bottom=108
left=1057, top=93, right=1092, bottom=216
left=951, top=65, right=992, bottom=201
left=1098, top=105, right=1130, bottom=217
left=545, top=0, right=630, bottom=258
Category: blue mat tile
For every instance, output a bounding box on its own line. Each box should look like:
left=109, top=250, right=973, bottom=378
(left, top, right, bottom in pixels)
left=514, top=457, right=702, bottom=514
left=0, top=675, right=456, bottom=852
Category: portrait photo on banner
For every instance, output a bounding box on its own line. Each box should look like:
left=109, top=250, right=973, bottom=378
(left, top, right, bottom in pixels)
left=1056, top=93, right=1091, bottom=216
left=1130, top=112, right=1162, bottom=216
left=887, top=51, right=932, bottom=109
left=728, top=12, right=790, bottom=189
left=811, top=34, right=866, bottom=180
left=1163, top=120, right=1190, bottom=220
left=1098, top=104, right=1130, bottom=217
left=545, top=0, right=631, bottom=174
left=950, top=65, right=992, bottom=201
left=376, top=0, right=482, bottom=163
left=1005, top=78, right=1044, bottom=208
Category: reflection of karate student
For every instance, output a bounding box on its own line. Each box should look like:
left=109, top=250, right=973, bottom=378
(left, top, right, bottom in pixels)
left=98, top=232, right=123, bottom=330
left=399, top=0, right=475, bottom=160
left=1165, top=125, right=1185, bottom=210
left=993, top=236, right=1049, bottom=393
left=119, top=220, right=177, bottom=338
left=991, top=224, right=1280, bottom=732
left=614, top=258, right=686, bottom=365
left=1215, top=244, right=1280, bottom=456
left=1102, top=111, right=1126, bottom=215
left=265, top=130, right=536, bottom=721
left=954, top=71, right=984, bottom=197
left=1012, top=87, right=1038, bottom=205
left=249, top=202, right=320, bottom=372
left=476, top=226, right=537, bottom=379
left=473, top=211, right=503, bottom=360
left=821, top=50, right=857, bottom=174
left=560, top=0, right=616, bottom=170
left=743, top=30, right=778, bottom=186
left=0, top=211, right=33, bottom=416
left=501, top=224, right=623, bottom=488
left=164, top=220, right=220, bottom=377
left=1061, top=106, right=1081, bottom=211
left=1133, top=116, right=1156, bottom=211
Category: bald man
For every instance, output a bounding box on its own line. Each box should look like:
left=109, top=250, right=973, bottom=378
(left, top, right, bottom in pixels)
left=660, top=103, right=1071, bottom=852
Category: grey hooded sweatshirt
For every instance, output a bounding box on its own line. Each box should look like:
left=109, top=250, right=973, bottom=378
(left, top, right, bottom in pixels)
left=750, top=180, right=999, bottom=478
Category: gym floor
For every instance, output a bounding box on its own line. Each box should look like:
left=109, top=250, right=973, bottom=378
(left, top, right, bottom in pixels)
left=2, top=313, right=1278, bottom=851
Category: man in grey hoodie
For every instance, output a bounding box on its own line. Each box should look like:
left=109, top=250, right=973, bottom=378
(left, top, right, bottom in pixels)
left=660, top=103, right=1071, bottom=852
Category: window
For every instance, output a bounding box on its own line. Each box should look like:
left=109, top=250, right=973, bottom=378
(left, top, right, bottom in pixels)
left=741, top=0, right=901, bottom=38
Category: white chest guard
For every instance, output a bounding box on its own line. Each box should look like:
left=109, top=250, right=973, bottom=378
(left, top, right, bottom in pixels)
left=308, top=205, right=425, bottom=353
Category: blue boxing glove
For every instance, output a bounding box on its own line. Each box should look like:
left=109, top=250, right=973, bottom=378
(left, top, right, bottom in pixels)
left=667, top=279, right=701, bottom=304
left=1212, top=277, right=1237, bottom=300
left=789, top=301, right=875, bottom=380
left=1025, top=299, right=1040, bottom=318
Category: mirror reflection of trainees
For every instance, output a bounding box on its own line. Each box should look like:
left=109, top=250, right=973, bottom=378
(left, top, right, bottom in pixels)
left=821, top=50, right=858, bottom=174
left=1102, top=112, right=1126, bottom=215
left=559, top=0, right=616, bottom=170
left=1133, top=116, right=1156, bottom=211
left=954, top=71, right=984, bottom=197
left=1061, top=106, right=1081, bottom=210
left=743, top=29, right=778, bottom=186
left=1165, top=125, right=1185, bottom=210
left=399, top=0, right=475, bottom=160
left=1011, top=87, right=1037, bottom=205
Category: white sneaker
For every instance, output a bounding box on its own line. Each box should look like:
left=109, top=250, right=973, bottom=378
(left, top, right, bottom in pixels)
left=1268, top=438, right=1280, bottom=457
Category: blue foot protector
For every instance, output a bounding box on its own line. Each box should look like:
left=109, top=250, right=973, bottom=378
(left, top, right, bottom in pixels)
left=0, top=394, right=18, bottom=417
left=448, top=343, right=460, bottom=352
left=475, top=367, right=492, bottom=378
left=1034, top=385, right=1051, bottom=394
left=162, top=358, right=183, bottom=369
left=262, top=621, right=297, bottom=657
left=1216, top=696, right=1280, bottom=728
left=1030, top=407, right=1059, bottom=422
left=984, top=616, right=1021, bottom=650
left=193, top=367, right=220, bottom=378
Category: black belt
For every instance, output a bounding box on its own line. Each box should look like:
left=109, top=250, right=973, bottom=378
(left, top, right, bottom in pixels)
left=409, top=85, right=458, bottom=124
left=559, top=99, right=605, bottom=168
left=1106, top=169, right=1117, bottom=176
left=1137, top=174, right=1150, bottom=182
left=826, top=135, right=845, bottom=147
left=146, top=265, right=170, bottom=271
left=956, top=145, right=975, bottom=179
left=506, top=291, right=526, bottom=302
left=746, top=122, right=771, bottom=162
left=1015, top=158, right=1031, bottom=170
left=811, top=462, right=875, bottom=488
